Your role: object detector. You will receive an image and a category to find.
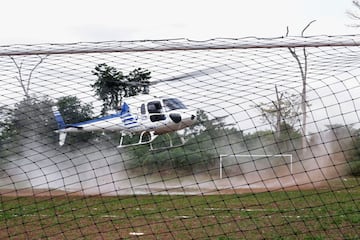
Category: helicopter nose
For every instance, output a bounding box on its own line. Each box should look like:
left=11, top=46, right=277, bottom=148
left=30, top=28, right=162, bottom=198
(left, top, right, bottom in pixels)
left=170, top=113, right=182, bottom=123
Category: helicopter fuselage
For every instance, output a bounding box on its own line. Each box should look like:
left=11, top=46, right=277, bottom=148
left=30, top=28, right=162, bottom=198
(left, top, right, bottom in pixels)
left=53, top=97, right=197, bottom=146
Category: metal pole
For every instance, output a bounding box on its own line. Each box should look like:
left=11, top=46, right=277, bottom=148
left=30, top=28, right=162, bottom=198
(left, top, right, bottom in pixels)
left=219, top=155, right=223, bottom=179
left=1, top=36, right=360, bottom=56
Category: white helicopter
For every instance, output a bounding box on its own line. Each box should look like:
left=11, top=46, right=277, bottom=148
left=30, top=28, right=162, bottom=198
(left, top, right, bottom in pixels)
left=52, top=96, right=196, bottom=150
left=51, top=65, right=229, bottom=150
left=50, top=66, right=221, bottom=150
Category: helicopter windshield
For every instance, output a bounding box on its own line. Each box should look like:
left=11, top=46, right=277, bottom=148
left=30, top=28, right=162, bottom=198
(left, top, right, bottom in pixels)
left=163, top=98, right=187, bottom=111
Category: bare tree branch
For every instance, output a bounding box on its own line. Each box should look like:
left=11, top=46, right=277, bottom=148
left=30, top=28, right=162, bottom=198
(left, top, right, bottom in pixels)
left=27, top=55, right=47, bottom=94
left=347, top=11, right=360, bottom=20
left=272, top=85, right=283, bottom=139
left=347, top=1, right=360, bottom=27
left=10, top=55, right=48, bottom=98
left=301, top=20, right=316, bottom=37
left=10, top=57, right=28, bottom=98
left=286, top=20, right=315, bottom=150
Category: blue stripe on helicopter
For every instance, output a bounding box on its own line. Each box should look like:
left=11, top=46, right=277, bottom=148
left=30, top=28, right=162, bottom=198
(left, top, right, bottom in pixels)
left=65, top=113, right=122, bottom=128
left=120, top=112, right=139, bottom=126
left=122, top=117, right=138, bottom=126
left=65, top=102, right=136, bottom=128
left=124, top=123, right=138, bottom=127
left=124, top=119, right=137, bottom=123
left=121, top=113, right=133, bottom=119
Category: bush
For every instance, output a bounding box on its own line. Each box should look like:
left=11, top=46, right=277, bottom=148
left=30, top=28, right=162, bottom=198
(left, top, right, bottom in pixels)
left=128, top=132, right=217, bottom=173
left=350, top=131, right=360, bottom=176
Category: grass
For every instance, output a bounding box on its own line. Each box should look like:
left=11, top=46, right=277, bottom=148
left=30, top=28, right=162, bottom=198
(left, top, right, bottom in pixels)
left=0, top=178, right=359, bottom=239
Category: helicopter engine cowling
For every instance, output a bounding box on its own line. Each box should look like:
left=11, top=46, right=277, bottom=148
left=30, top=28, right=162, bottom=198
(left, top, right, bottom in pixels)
left=169, top=113, right=182, bottom=123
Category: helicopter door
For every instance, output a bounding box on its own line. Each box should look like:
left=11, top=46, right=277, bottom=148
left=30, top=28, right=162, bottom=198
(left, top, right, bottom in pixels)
left=140, top=104, right=147, bottom=120
left=147, top=101, right=166, bottom=122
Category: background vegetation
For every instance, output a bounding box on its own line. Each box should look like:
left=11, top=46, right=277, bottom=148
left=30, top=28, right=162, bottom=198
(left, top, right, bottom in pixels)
left=0, top=64, right=359, bottom=176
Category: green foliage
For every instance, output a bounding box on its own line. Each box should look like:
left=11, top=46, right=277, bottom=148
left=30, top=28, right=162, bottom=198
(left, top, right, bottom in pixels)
left=128, top=110, right=239, bottom=172
left=92, top=63, right=125, bottom=114
left=1, top=179, right=359, bottom=239
left=1, top=95, right=98, bottom=156
left=350, top=129, right=360, bottom=176
left=251, top=87, right=305, bottom=155
left=277, top=122, right=302, bottom=149
left=128, top=133, right=216, bottom=171
left=0, top=96, right=59, bottom=155
left=253, top=87, right=302, bottom=140
left=0, top=107, right=16, bottom=159
left=91, top=63, right=151, bottom=115
left=323, top=124, right=360, bottom=176
left=57, top=96, right=93, bottom=123
left=185, top=109, right=232, bottom=137
left=0, top=107, right=15, bottom=141
left=125, top=67, right=151, bottom=96
left=243, top=124, right=302, bottom=155
left=13, top=97, right=56, bottom=140
left=1, top=97, right=57, bottom=160
left=56, top=96, right=96, bottom=145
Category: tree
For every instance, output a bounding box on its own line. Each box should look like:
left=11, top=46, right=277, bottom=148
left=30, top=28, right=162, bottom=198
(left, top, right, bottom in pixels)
left=91, top=64, right=151, bottom=115
left=286, top=20, right=315, bottom=150
left=253, top=85, right=303, bottom=153
left=254, top=85, right=301, bottom=139
left=0, top=106, right=16, bottom=159
left=91, top=63, right=125, bottom=115
left=10, top=55, right=48, bottom=99
left=347, top=0, right=360, bottom=27
left=6, top=55, right=51, bottom=150
left=350, top=128, right=360, bottom=176
left=323, top=124, right=360, bottom=176
left=128, top=110, right=242, bottom=173
left=11, top=97, right=56, bottom=146
left=56, top=96, right=95, bottom=144
left=0, top=106, right=15, bottom=141
left=57, top=96, right=93, bottom=124
left=125, top=68, right=151, bottom=96
left=185, top=109, right=227, bottom=136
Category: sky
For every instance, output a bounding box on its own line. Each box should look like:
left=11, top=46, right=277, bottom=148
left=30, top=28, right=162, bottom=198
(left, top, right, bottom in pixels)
left=0, top=0, right=359, bottom=134
left=0, top=0, right=358, bottom=45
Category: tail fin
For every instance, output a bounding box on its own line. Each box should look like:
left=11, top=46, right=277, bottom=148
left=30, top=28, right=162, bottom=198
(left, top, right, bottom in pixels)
left=52, top=106, right=66, bottom=129
left=52, top=106, right=67, bottom=146
left=120, top=102, right=130, bottom=115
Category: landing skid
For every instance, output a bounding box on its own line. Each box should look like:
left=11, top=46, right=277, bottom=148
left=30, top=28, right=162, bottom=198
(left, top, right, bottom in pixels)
left=118, top=131, right=187, bottom=151
left=118, top=131, right=157, bottom=148
left=149, top=134, right=186, bottom=152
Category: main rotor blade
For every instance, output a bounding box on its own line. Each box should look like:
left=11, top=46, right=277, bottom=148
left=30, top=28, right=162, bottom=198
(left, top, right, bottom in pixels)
left=120, top=64, right=235, bottom=90
left=150, top=64, right=234, bottom=85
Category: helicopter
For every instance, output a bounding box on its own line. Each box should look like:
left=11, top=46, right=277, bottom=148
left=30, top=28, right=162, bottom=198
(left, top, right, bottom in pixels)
left=50, top=65, right=229, bottom=150
left=52, top=95, right=197, bottom=150
left=51, top=65, right=231, bottom=150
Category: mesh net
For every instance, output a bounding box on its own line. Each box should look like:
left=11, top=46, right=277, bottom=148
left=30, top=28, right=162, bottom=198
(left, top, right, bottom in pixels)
left=0, top=36, right=359, bottom=239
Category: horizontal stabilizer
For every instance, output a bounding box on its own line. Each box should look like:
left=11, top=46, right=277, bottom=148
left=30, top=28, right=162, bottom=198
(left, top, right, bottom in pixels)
left=65, top=125, right=83, bottom=130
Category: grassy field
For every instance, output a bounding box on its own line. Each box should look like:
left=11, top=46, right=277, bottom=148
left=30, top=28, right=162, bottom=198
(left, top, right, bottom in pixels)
left=0, top=178, right=359, bottom=239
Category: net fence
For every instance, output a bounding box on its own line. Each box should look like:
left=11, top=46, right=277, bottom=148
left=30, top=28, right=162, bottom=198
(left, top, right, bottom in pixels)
left=0, top=35, right=359, bottom=239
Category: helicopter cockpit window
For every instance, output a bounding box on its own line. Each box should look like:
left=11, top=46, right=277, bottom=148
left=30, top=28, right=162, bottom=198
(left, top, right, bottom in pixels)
left=147, top=101, right=166, bottom=122
left=163, top=98, right=187, bottom=111
left=147, top=101, right=162, bottom=113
